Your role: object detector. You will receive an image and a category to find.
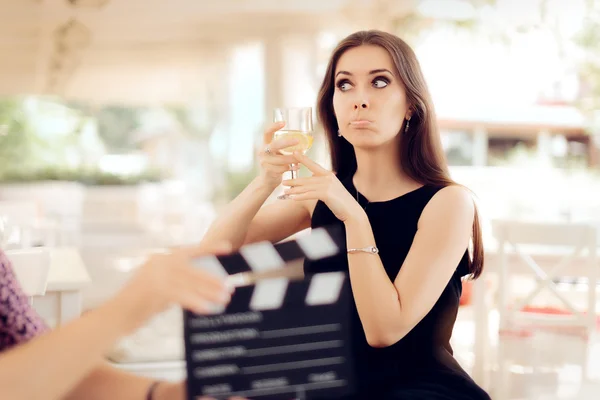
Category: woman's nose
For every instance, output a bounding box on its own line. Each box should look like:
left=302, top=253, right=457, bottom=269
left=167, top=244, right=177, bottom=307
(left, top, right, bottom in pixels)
left=353, top=101, right=369, bottom=110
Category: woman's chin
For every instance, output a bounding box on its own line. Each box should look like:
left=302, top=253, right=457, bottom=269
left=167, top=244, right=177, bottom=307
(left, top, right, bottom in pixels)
left=346, top=133, right=388, bottom=149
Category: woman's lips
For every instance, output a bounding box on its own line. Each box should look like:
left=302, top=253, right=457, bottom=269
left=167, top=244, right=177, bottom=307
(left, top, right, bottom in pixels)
left=349, top=120, right=373, bottom=128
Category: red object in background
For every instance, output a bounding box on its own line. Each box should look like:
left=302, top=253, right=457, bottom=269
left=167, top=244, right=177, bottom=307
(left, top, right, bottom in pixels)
left=520, top=305, right=600, bottom=329
left=460, top=280, right=472, bottom=305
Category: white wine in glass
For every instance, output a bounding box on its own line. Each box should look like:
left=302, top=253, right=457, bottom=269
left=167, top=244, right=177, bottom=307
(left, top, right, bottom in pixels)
left=273, top=107, right=313, bottom=199
left=273, top=129, right=314, bottom=156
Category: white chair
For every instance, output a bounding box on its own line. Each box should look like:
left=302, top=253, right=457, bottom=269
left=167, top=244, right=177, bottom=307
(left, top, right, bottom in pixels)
left=5, top=247, right=51, bottom=302
left=0, top=200, right=41, bottom=248
left=0, top=200, right=66, bottom=247
left=492, top=220, right=598, bottom=399
left=0, top=200, right=40, bottom=222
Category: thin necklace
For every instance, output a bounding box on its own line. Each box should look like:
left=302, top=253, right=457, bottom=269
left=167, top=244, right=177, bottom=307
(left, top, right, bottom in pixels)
left=356, top=188, right=369, bottom=210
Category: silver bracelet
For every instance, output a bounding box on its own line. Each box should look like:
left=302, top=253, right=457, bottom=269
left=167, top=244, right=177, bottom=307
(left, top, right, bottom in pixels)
left=347, top=245, right=379, bottom=255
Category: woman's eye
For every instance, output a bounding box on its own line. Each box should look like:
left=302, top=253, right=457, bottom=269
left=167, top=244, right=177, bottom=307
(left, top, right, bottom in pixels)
left=373, top=78, right=389, bottom=88
left=336, top=80, right=352, bottom=91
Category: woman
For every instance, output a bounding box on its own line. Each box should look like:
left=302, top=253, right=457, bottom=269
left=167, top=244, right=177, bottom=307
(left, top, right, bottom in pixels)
left=0, top=245, right=244, bottom=400
left=201, top=30, right=490, bottom=399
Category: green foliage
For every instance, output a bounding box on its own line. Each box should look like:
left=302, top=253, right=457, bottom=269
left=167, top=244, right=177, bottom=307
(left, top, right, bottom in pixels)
left=165, top=104, right=215, bottom=140
left=0, top=166, right=79, bottom=183
left=221, top=165, right=260, bottom=200
left=75, top=167, right=165, bottom=186
left=65, top=101, right=144, bottom=151
left=97, top=107, right=141, bottom=150
left=0, top=98, right=165, bottom=185
left=0, top=98, right=40, bottom=171
left=94, top=105, right=143, bottom=151
left=0, top=165, right=165, bottom=186
left=0, top=97, right=95, bottom=172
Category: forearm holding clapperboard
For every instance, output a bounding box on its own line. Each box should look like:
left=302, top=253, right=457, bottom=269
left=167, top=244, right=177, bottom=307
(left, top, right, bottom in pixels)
left=183, top=225, right=355, bottom=400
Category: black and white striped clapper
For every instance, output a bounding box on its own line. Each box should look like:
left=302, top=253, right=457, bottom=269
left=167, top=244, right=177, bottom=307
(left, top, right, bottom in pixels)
left=183, top=227, right=355, bottom=400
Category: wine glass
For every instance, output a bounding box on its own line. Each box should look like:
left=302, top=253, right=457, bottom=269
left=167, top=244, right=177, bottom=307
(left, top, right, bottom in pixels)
left=273, top=107, right=314, bottom=200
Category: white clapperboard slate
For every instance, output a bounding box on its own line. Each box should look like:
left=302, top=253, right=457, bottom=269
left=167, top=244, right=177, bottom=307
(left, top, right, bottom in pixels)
left=184, top=226, right=355, bottom=400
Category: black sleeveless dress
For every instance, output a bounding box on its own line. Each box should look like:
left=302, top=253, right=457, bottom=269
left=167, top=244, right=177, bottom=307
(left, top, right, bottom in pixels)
left=303, top=177, right=491, bottom=399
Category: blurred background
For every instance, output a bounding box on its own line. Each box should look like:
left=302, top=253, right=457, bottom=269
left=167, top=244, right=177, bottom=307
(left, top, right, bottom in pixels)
left=1, top=0, right=600, bottom=399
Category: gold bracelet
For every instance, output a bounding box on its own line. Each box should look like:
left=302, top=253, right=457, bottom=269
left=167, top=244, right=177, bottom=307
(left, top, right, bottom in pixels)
left=347, top=246, right=379, bottom=254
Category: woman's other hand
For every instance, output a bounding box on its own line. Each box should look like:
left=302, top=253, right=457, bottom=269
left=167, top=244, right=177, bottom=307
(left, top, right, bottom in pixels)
left=283, top=152, right=365, bottom=223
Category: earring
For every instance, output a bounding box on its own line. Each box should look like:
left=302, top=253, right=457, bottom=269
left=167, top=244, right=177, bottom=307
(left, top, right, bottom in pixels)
left=337, top=130, right=342, bottom=137
left=404, top=118, right=410, bottom=133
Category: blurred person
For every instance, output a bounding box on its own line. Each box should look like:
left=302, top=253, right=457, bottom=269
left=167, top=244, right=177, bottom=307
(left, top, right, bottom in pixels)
left=201, top=30, right=490, bottom=399
left=0, top=245, right=246, bottom=400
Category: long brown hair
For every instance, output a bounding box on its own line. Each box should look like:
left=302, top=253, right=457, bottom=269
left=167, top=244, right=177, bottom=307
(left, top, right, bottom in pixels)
left=317, top=30, right=484, bottom=279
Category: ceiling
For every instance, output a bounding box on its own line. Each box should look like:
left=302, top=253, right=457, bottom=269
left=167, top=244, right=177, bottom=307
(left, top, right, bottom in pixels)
left=0, top=0, right=417, bottom=104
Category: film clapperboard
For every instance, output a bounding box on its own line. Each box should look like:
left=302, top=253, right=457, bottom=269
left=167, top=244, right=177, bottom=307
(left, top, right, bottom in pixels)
left=184, top=227, right=355, bottom=400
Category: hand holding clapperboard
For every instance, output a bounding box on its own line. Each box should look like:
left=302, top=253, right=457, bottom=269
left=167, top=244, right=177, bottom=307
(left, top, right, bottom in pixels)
left=184, top=226, right=355, bottom=400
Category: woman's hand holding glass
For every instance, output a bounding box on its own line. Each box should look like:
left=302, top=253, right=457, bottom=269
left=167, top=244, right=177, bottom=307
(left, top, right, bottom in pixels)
left=271, top=107, right=313, bottom=199
left=258, top=121, right=301, bottom=191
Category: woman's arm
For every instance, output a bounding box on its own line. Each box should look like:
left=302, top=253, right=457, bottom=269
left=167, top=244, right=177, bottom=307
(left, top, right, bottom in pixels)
left=0, top=246, right=232, bottom=400
left=344, top=185, right=474, bottom=347
left=201, top=124, right=312, bottom=250
left=0, top=291, right=148, bottom=400
left=202, top=176, right=311, bottom=250
left=0, top=251, right=176, bottom=400
left=281, top=154, right=475, bottom=347
left=64, top=362, right=185, bottom=400
left=0, top=251, right=158, bottom=399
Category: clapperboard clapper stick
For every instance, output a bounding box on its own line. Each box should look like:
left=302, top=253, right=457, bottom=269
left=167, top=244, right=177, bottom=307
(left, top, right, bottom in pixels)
left=184, top=226, right=356, bottom=400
